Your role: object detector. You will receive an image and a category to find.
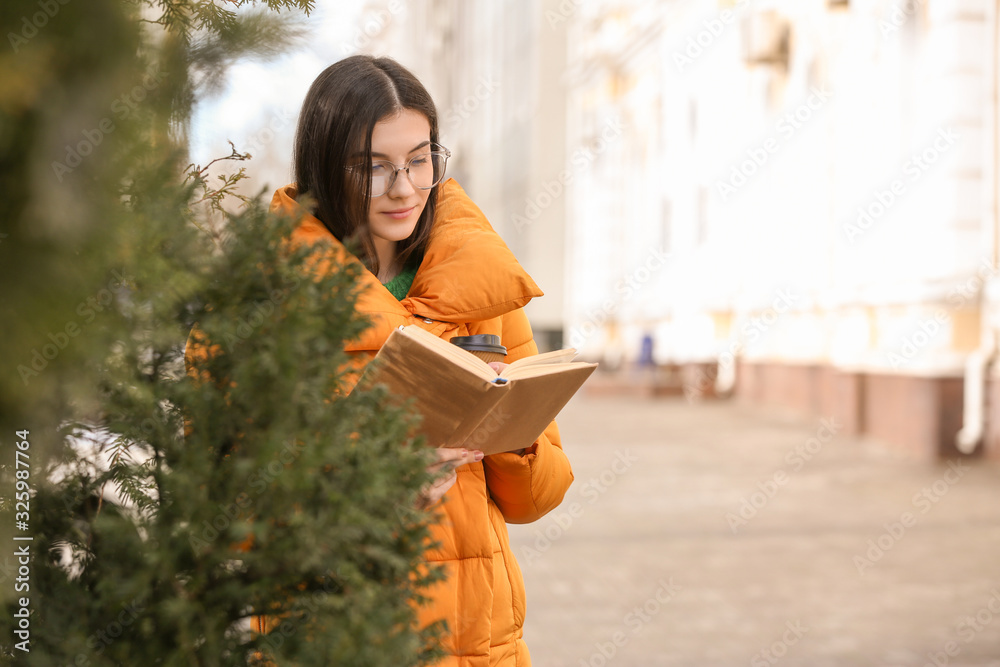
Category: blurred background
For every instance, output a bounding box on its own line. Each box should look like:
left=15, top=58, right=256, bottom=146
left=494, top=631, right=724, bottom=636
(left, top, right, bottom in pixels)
left=193, top=0, right=1000, bottom=462
left=189, top=1, right=1000, bottom=664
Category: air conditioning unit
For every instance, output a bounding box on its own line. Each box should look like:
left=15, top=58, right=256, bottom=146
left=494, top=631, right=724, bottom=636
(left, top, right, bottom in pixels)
left=741, top=9, right=790, bottom=67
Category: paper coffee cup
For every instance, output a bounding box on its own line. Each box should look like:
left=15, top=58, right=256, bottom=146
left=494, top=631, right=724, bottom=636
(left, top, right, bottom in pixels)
left=450, top=334, right=507, bottom=363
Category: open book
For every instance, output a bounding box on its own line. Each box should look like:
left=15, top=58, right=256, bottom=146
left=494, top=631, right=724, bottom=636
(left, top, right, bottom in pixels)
left=355, top=325, right=598, bottom=455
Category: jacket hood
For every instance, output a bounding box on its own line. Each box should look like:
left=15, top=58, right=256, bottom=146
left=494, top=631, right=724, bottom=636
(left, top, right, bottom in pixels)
left=270, top=178, right=543, bottom=324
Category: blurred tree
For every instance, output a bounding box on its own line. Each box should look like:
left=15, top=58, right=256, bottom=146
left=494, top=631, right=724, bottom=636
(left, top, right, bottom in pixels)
left=0, top=1, right=444, bottom=665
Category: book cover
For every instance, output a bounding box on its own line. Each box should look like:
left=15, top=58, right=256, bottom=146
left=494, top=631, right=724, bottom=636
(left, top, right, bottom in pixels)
left=356, top=325, right=597, bottom=455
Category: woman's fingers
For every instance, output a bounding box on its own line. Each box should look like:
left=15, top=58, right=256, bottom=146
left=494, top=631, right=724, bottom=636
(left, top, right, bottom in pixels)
left=427, top=447, right=483, bottom=473
left=418, top=469, right=457, bottom=508
left=416, top=447, right=484, bottom=509
left=428, top=469, right=457, bottom=493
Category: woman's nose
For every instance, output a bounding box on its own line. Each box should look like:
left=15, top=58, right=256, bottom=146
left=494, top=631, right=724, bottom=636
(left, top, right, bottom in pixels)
left=388, top=166, right=417, bottom=197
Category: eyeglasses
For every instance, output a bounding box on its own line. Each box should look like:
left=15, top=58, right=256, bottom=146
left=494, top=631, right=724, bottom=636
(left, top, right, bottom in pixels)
left=347, top=145, right=451, bottom=197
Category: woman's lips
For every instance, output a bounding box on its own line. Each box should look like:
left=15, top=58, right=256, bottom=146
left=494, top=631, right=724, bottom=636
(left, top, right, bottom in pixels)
left=382, top=206, right=415, bottom=220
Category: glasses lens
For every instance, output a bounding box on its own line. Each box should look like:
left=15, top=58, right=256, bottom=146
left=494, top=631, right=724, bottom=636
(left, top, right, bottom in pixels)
left=406, top=152, right=449, bottom=190
left=370, top=161, right=393, bottom=197
left=365, top=150, right=449, bottom=196
left=431, top=151, right=448, bottom=186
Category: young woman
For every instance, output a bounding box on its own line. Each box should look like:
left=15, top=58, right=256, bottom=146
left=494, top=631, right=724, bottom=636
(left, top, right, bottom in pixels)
left=270, top=55, right=574, bottom=666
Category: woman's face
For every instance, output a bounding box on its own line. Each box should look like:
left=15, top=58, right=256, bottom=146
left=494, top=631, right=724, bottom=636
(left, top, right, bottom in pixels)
left=366, top=108, right=433, bottom=248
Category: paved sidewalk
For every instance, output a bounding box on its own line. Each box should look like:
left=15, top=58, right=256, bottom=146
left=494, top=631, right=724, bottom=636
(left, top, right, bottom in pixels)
left=508, top=394, right=1000, bottom=667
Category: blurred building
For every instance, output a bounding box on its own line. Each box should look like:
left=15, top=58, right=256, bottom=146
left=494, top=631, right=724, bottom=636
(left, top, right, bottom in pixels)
left=344, top=0, right=1000, bottom=459
left=560, top=0, right=1000, bottom=460
left=353, top=0, right=569, bottom=351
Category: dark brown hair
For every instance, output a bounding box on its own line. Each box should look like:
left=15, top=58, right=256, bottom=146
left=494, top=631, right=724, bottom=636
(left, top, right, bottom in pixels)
left=293, top=55, right=440, bottom=276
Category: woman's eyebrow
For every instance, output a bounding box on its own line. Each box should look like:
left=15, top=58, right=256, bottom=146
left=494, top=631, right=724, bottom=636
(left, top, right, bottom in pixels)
left=370, top=140, right=431, bottom=159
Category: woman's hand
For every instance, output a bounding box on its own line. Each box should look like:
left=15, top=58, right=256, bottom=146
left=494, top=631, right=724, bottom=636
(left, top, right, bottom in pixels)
left=415, top=447, right=483, bottom=509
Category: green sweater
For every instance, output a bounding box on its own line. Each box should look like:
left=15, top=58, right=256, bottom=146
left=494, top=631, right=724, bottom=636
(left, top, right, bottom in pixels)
left=382, top=256, right=419, bottom=301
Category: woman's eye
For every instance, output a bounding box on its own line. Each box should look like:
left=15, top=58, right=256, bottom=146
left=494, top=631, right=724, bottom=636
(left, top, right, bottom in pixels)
left=371, top=164, right=387, bottom=174
left=410, top=156, right=429, bottom=166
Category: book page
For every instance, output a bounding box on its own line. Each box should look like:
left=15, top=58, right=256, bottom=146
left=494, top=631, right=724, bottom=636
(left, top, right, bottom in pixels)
left=500, top=361, right=595, bottom=382
left=500, top=347, right=579, bottom=375
left=402, top=325, right=581, bottom=379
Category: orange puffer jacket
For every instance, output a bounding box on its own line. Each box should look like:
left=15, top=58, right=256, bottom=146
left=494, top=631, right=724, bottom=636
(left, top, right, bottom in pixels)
left=271, top=177, right=573, bottom=666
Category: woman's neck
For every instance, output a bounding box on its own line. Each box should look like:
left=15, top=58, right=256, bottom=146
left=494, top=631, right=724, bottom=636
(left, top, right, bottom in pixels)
left=373, top=237, right=400, bottom=283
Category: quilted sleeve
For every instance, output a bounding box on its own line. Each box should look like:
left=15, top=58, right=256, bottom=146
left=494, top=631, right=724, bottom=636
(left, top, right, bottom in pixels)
left=481, top=307, right=574, bottom=524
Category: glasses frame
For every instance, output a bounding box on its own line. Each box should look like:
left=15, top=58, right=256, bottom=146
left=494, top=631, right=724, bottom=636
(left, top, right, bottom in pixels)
left=347, top=144, right=452, bottom=198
